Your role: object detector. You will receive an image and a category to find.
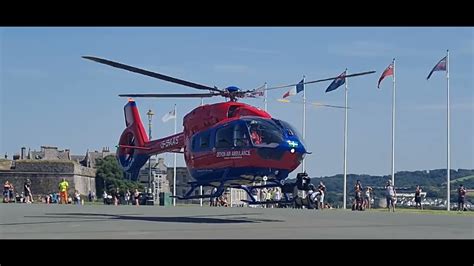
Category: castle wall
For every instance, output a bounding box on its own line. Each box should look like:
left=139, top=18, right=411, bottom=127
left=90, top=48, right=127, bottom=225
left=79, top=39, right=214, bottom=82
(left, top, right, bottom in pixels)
left=0, top=160, right=96, bottom=197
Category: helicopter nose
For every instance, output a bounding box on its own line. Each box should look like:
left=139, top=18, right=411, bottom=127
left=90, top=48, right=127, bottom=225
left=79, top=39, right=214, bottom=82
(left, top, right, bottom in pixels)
left=286, top=140, right=305, bottom=153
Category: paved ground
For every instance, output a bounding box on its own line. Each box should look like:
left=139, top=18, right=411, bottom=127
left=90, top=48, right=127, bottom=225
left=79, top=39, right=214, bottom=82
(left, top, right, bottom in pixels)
left=0, top=204, right=472, bottom=239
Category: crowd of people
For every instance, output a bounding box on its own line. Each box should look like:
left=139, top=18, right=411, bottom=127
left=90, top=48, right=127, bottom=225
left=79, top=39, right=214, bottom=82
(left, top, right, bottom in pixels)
left=2, top=178, right=470, bottom=211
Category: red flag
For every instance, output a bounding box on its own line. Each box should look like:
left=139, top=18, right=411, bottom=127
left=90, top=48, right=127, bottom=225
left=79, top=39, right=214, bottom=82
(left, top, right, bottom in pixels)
left=377, top=62, right=394, bottom=88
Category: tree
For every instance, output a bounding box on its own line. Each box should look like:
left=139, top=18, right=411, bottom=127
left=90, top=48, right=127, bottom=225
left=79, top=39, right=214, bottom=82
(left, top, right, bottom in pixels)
left=95, top=155, right=143, bottom=196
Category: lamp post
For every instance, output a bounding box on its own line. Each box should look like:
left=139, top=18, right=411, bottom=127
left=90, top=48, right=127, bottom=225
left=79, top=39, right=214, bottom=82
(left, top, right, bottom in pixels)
left=146, top=109, right=154, bottom=193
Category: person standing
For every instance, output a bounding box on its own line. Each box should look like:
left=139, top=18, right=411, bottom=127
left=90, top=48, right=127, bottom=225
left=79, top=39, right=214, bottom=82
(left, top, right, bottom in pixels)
left=364, top=187, right=372, bottom=210
left=133, top=189, right=140, bottom=206
left=24, top=179, right=33, bottom=203
left=414, top=185, right=423, bottom=210
left=353, top=180, right=363, bottom=211
left=318, top=181, right=326, bottom=209
left=457, top=184, right=466, bottom=211
left=385, top=180, right=396, bottom=212
left=3, top=181, right=11, bottom=203
left=58, top=178, right=69, bottom=204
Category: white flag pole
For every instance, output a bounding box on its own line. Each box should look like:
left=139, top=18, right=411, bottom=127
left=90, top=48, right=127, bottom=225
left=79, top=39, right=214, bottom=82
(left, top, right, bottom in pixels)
left=391, top=58, right=396, bottom=186
left=200, top=98, right=203, bottom=207
left=264, top=82, right=268, bottom=112
left=302, top=75, right=306, bottom=173
left=301, top=76, right=306, bottom=200
left=173, top=104, right=177, bottom=207
left=446, top=50, right=451, bottom=211
left=343, top=69, right=348, bottom=209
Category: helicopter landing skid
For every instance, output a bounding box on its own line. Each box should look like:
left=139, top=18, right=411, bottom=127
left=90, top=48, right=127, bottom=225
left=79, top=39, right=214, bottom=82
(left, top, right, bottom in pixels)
left=170, top=182, right=225, bottom=200
left=171, top=169, right=231, bottom=200
left=241, top=199, right=294, bottom=205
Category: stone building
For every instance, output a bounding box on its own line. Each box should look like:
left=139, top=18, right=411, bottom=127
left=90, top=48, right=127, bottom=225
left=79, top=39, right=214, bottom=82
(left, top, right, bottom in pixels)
left=0, top=146, right=114, bottom=198
left=0, top=159, right=96, bottom=197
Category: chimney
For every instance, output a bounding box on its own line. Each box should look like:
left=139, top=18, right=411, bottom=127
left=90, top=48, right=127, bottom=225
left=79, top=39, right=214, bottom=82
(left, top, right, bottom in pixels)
left=21, top=147, right=26, bottom=160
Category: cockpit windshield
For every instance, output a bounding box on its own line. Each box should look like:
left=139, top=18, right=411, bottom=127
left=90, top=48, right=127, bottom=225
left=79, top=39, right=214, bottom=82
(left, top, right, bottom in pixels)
left=273, top=119, right=305, bottom=146
left=243, top=117, right=284, bottom=147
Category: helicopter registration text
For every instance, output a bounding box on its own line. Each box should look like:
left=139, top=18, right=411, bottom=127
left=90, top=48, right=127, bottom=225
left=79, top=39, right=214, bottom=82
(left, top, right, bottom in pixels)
left=160, top=136, right=180, bottom=149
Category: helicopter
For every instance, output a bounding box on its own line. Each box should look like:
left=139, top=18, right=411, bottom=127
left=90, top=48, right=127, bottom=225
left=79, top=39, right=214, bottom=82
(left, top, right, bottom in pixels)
left=83, top=56, right=375, bottom=205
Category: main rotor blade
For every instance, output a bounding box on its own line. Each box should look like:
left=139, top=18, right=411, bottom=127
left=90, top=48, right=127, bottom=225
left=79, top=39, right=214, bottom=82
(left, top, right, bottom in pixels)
left=83, top=56, right=221, bottom=92
left=266, top=71, right=376, bottom=90
left=119, top=93, right=221, bottom=98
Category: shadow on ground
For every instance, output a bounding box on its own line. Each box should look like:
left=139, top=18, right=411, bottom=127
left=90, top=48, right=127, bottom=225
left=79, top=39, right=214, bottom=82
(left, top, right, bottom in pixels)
left=1, top=212, right=283, bottom=226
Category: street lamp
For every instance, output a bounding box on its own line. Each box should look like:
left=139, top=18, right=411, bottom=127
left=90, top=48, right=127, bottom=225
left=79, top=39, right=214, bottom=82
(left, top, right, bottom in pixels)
left=146, top=109, right=154, bottom=194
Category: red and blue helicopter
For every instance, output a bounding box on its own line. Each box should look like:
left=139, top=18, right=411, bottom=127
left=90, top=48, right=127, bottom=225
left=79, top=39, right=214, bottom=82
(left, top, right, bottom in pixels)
left=83, top=56, right=375, bottom=205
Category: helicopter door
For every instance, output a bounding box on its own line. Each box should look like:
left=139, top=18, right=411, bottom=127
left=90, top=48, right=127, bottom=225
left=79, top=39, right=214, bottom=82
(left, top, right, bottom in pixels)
left=190, top=131, right=212, bottom=168
left=214, top=122, right=251, bottom=168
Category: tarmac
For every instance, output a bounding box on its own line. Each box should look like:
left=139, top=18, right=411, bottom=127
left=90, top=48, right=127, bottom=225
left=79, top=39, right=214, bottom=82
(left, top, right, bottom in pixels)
left=0, top=204, right=472, bottom=239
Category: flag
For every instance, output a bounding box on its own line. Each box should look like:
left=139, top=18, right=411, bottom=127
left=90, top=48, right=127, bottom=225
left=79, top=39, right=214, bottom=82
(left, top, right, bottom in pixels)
left=162, top=108, right=176, bottom=122
left=325, top=70, right=346, bottom=93
left=426, top=56, right=447, bottom=80
left=283, top=79, right=304, bottom=98
left=377, top=62, right=394, bottom=88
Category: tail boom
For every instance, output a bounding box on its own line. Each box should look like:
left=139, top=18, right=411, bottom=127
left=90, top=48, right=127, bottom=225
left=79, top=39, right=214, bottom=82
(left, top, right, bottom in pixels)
left=116, top=99, right=185, bottom=180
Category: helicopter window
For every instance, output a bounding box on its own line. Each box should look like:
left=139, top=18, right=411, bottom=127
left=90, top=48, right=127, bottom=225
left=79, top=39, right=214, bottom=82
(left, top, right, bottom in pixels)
left=215, top=123, right=251, bottom=148
left=233, top=124, right=250, bottom=147
left=199, top=132, right=210, bottom=148
left=275, top=119, right=305, bottom=145
left=192, top=132, right=211, bottom=151
left=245, top=118, right=283, bottom=146
left=215, top=125, right=234, bottom=148
left=227, top=105, right=239, bottom=118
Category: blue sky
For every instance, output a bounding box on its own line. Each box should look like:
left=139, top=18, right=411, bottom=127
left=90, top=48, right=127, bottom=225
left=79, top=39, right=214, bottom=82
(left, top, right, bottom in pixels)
left=1, top=27, right=473, bottom=177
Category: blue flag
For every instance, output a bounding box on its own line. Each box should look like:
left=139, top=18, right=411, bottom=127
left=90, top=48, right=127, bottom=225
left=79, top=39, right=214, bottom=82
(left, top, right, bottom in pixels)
left=283, top=79, right=305, bottom=98
left=426, top=56, right=447, bottom=80
left=325, top=70, right=346, bottom=93
left=296, top=79, right=305, bottom=93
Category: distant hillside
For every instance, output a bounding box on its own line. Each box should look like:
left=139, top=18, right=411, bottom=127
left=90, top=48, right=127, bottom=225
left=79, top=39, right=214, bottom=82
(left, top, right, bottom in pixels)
left=288, top=169, right=474, bottom=204
left=450, top=175, right=474, bottom=184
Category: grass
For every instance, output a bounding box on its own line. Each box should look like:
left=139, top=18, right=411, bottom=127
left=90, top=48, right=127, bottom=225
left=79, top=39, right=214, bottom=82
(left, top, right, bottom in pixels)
left=450, top=175, right=474, bottom=183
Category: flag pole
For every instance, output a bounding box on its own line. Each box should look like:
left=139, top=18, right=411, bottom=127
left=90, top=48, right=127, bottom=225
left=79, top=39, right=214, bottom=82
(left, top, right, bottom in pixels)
left=446, top=50, right=451, bottom=211
left=343, top=69, right=348, bottom=209
left=264, top=82, right=268, bottom=112
left=173, top=104, right=177, bottom=207
left=200, top=98, right=203, bottom=207
left=391, top=58, right=396, bottom=186
left=302, top=75, right=306, bottom=173
left=301, top=75, right=306, bottom=200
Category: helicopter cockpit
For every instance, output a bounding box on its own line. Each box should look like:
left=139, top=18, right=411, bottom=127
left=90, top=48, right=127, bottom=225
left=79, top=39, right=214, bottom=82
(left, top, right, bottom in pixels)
left=190, top=116, right=305, bottom=154
left=211, top=118, right=283, bottom=149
